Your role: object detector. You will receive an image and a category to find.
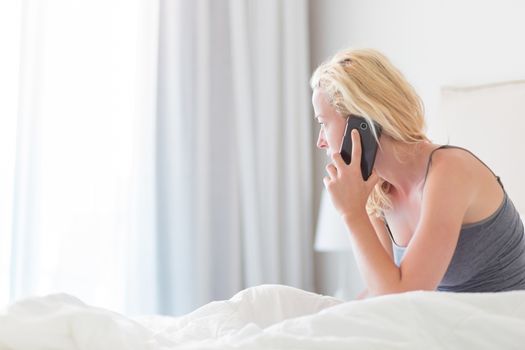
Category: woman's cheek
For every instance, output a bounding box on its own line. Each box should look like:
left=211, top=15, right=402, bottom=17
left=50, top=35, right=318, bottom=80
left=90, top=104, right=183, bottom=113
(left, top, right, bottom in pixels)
left=331, top=131, right=343, bottom=153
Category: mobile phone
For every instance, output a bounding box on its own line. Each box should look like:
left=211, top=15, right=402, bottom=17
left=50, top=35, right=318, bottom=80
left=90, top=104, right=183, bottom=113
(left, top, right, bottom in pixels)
left=340, top=115, right=382, bottom=180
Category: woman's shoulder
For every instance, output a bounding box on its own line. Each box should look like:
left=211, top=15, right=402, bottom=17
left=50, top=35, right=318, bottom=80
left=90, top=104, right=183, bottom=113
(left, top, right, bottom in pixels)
left=427, top=145, right=482, bottom=177
left=421, top=145, right=481, bottom=202
left=427, top=145, right=506, bottom=224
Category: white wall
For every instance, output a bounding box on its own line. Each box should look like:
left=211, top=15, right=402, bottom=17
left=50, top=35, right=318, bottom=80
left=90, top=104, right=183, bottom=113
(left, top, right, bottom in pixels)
left=310, top=0, right=525, bottom=141
left=309, top=0, right=525, bottom=297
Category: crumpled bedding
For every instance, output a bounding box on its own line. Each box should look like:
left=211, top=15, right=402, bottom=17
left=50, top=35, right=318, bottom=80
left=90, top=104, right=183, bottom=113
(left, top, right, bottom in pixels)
left=1, top=284, right=524, bottom=350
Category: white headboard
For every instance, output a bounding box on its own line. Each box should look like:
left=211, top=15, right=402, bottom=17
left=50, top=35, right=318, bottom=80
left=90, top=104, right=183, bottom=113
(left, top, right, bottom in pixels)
left=438, top=80, right=525, bottom=215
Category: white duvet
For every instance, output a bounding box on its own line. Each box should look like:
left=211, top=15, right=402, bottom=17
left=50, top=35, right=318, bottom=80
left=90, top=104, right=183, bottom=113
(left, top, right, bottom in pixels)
left=1, top=284, right=524, bottom=349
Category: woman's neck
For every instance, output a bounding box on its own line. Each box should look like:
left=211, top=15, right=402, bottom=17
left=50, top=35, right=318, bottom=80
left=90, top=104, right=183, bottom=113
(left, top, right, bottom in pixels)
left=374, top=138, right=439, bottom=200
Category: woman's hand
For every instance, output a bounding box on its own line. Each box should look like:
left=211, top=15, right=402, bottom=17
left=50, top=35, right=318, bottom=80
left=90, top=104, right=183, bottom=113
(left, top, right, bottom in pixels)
left=323, top=129, right=380, bottom=219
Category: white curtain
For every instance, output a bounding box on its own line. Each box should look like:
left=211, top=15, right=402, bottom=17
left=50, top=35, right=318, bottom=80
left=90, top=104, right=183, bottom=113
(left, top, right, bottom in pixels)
left=157, top=0, right=314, bottom=315
left=1, top=0, right=313, bottom=316
left=0, top=0, right=23, bottom=307
left=2, top=0, right=160, bottom=315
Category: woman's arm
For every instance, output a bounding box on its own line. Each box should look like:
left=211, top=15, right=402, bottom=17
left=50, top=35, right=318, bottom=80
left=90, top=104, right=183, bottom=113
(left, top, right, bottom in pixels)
left=342, top=152, right=474, bottom=296
left=354, top=217, right=392, bottom=301
left=343, top=212, right=402, bottom=296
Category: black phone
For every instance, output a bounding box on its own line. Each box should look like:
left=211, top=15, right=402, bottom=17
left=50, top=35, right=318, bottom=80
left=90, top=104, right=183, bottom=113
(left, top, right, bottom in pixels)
left=340, top=115, right=382, bottom=180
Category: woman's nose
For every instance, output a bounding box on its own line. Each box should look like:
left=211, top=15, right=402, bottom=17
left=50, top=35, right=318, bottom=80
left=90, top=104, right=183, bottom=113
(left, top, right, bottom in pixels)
left=317, top=129, right=327, bottom=149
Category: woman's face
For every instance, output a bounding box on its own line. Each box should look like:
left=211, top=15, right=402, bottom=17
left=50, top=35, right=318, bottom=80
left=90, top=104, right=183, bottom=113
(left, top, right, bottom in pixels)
left=312, top=89, right=347, bottom=157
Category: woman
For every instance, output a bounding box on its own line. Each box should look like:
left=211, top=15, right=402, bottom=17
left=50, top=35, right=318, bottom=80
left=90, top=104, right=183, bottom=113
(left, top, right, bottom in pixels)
left=311, top=48, right=525, bottom=298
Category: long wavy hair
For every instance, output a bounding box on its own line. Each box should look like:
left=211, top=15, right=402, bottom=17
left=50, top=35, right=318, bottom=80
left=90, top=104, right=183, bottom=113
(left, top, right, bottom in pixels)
left=310, top=48, right=429, bottom=217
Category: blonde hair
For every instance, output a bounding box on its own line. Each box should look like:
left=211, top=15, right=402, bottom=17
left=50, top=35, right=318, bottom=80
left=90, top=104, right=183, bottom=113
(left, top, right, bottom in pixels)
left=310, top=48, right=429, bottom=217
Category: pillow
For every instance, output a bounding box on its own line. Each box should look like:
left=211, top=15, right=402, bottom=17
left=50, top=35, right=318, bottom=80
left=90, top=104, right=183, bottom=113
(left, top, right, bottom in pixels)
left=438, top=80, right=525, bottom=215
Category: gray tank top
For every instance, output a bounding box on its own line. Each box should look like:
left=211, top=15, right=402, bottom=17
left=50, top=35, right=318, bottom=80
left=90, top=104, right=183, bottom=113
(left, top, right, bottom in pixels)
left=385, top=145, right=525, bottom=292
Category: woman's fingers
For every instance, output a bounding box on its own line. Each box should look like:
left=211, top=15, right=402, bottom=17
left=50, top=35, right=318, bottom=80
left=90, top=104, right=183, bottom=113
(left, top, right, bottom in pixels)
left=351, top=129, right=362, bottom=166
left=325, top=163, right=337, bottom=178
left=366, top=170, right=380, bottom=188
left=323, top=175, right=331, bottom=188
left=330, top=152, right=345, bottom=171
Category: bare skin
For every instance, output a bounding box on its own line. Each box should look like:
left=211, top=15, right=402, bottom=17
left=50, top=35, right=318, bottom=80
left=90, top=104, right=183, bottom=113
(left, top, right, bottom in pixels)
left=313, top=89, right=505, bottom=297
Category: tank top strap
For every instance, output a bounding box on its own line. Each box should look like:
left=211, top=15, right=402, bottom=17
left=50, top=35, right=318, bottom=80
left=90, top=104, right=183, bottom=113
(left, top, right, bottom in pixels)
left=422, top=145, right=504, bottom=190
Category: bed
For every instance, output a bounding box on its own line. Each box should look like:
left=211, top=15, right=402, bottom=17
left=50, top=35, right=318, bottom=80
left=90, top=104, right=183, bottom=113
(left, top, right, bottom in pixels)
left=1, top=284, right=525, bottom=349
left=2, top=81, right=525, bottom=349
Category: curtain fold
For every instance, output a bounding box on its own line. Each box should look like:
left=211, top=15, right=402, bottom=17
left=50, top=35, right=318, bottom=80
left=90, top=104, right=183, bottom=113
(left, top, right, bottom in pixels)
left=157, top=0, right=314, bottom=315
left=230, top=0, right=314, bottom=287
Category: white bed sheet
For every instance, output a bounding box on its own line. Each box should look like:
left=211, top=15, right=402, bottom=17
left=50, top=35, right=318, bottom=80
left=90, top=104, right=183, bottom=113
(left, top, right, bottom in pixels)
left=1, top=284, right=524, bottom=349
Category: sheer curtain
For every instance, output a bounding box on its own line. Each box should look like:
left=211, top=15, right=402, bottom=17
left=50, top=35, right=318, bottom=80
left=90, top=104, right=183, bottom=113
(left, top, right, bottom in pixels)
left=3, top=0, right=159, bottom=314
left=1, top=0, right=313, bottom=316
left=157, top=0, right=314, bottom=315
left=0, top=0, right=22, bottom=307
